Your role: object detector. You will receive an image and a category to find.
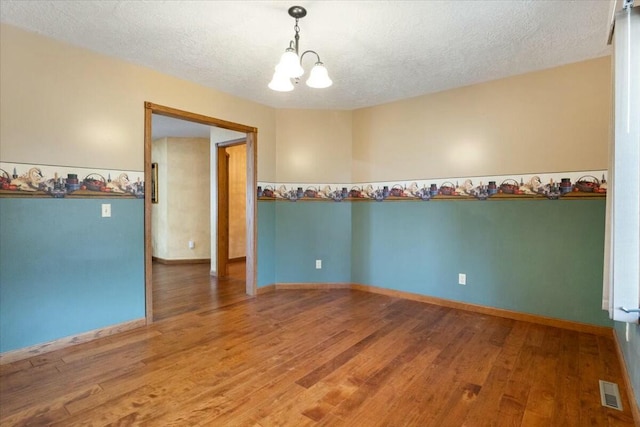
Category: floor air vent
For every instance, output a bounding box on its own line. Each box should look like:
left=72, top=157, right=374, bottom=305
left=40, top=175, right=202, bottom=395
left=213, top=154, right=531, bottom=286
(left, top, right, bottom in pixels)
left=599, top=380, right=623, bottom=410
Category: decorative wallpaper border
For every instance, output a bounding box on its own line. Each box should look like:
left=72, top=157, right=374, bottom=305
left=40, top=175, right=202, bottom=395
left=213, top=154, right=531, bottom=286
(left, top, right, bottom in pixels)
left=1, top=162, right=606, bottom=203
left=258, top=170, right=607, bottom=202
left=0, top=162, right=144, bottom=199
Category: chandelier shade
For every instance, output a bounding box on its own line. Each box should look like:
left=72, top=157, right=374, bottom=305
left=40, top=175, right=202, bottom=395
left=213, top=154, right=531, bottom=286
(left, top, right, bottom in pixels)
left=276, top=48, right=304, bottom=78
left=269, top=6, right=332, bottom=92
left=268, top=70, right=294, bottom=92
left=306, top=62, right=332, bottom=88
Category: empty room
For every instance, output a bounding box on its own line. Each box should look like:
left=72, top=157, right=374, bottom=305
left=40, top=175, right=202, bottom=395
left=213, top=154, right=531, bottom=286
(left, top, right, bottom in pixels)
left=0, top=1, right=638, bottom=426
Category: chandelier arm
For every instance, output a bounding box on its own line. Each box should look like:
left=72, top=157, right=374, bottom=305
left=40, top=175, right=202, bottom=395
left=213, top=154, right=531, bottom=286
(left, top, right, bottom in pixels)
left=300, top=50, right=321, bottom=64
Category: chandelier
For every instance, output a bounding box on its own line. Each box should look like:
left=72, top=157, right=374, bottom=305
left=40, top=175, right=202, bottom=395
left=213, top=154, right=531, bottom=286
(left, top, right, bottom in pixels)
left=268, top=6, right=333, bottom=92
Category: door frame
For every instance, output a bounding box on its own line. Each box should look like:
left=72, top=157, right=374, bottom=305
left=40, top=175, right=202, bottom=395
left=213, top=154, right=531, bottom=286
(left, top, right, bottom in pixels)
left=216, top=138, right=246, bottom=278
left=144, top=102, right=258, bottom=324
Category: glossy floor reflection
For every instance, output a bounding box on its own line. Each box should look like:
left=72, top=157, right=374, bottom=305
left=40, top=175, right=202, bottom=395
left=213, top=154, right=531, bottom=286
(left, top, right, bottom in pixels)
left=152, top=260, right=248, bottom=321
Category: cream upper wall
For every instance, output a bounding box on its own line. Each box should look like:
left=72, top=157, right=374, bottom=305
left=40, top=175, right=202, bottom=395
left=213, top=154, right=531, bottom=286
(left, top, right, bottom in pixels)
left=275, top=109, right=352, bottom=183
left=166, top=138, right=211, bottom=260
left=352, top=56, right=612, bottom=182
left=151, top=138, right=168, bottom=258
left=0, top=24, right=276, bottom=181
left=1, top=24, right=611, bottom=186
left=152, top=137, right=211, bottom=260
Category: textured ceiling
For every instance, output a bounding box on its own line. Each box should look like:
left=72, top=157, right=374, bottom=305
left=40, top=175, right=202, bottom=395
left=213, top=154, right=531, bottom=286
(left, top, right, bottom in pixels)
left=0, top=0, right=613, bottom=110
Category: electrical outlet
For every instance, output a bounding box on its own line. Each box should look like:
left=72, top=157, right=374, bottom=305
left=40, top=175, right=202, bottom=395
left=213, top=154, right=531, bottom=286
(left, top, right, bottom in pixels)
left=315, top=259, right=322, bottom=269
left=188, top=240, right=195, bottom=249
left=101, top=203, right=111, bottom=218
left=458, top=273, right=466, bottom=285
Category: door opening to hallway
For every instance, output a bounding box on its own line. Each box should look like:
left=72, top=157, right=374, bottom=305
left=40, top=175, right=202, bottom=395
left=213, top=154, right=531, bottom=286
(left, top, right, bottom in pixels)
left=144, top=102, right=257, bottom=324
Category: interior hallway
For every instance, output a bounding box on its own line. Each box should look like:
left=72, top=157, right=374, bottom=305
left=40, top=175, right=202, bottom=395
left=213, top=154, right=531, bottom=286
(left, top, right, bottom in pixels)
left=152, top=260, right=248, bottom=321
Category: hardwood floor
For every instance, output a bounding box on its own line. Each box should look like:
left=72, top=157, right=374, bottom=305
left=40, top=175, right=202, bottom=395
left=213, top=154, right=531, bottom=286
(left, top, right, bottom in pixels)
left=0, top=265, right=636, bottom=426
left=152, top=261, right=248, bottom=321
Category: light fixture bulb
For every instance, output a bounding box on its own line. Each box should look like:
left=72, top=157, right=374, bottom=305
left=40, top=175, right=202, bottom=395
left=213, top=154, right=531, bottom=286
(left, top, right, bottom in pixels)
left=268, top=70, right=294, bottom=92
left=276, top=48, right=304, bottom=78
left=306, top=62, right=332, bottom=89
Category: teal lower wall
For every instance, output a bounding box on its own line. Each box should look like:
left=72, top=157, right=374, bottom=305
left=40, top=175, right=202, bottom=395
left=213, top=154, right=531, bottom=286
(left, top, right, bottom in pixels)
left=2, top=198, right=616, bottom=357
left=257, top=201, right=275, bottom=288
left=0, top=198, right=145, bottom=352
left=258, top=199, right=611, bottom=327
left=351, top=200, right=611, bottom=326
left=274, top=201, right=351, bottom=284
left=262, top=198, right=633, bottom=406
left=614, top=321, right=640, bottom=409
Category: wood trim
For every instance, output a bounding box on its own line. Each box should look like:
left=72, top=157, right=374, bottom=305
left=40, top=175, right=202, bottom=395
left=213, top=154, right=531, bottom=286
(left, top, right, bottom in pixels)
left=613, top=330, right=640, bottom=424
left=144, top=105, right=154, bottom=325
left=275, top=283, right=353, bottom=290
left=257, top=284, right=276, bottom=295
left=152, top=257, right=211, bottom=265
left=351, top=283, right=612, bottom=336
left=246, top=132, right=257, bottom=296
left=145, top=102, right=257, bottom=134
left=217, top=138, right=246, bottom=148
left=215, top=140, right=244, bottom=276
left=266, top=282, right=612, bottom=337
left=229, top=256, right=246, bottom=263
left=0, top=319, right=145, bottom=365
left=217, top=146, right=229, bottom=277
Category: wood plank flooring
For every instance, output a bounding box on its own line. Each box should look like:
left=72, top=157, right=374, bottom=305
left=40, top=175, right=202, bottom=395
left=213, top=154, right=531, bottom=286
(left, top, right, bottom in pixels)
left=152, top=261, right=248, bottom=321
left=0, top=264, right=636, bottom=426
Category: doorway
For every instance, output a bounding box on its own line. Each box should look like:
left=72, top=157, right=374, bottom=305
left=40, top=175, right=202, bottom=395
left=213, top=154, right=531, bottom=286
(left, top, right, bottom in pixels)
left=144, top=102, right=257, bottom=324
left=216, top=139, right=247, bottom=278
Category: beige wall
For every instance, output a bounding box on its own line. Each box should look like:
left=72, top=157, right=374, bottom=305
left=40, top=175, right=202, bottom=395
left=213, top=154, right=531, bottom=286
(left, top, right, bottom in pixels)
left=0, top=24, right=276, bottom=181
left=227, top=145, right=246, bottom=259
left=151, top=138, right=168, bottom=258
left=1, top=23, right=611, bottom=187
left=152, top=137, right=210, bottom=260
left=352, top=57, right=612, bottom=182
left=275, top=109, right=352, bottom=183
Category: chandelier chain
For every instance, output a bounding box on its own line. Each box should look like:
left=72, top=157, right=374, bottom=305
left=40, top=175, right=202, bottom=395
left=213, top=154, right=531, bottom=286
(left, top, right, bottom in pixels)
left=293, top=19, right=301, bottom=54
